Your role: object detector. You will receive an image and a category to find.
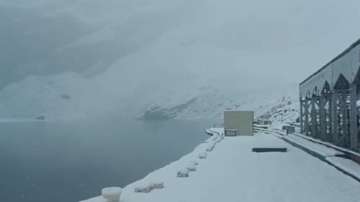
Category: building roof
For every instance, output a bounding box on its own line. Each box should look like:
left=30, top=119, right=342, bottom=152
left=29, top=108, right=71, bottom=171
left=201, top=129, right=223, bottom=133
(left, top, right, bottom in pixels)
left=300, top=38, right=360, bottom=86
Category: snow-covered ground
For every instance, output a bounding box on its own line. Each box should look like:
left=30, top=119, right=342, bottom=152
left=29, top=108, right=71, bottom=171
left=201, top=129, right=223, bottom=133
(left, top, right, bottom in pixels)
left=283, top=134, right=343, bottom=157
left=282, top=133, right=360, bottom=181
left=328, top=157, right=360, bottom=181
left=81, top=129, right=360, bottom=202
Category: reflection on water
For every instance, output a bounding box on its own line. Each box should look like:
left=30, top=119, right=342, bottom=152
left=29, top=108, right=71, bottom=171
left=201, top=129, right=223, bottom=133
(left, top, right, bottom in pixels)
left=0, top=118, right=209, bottom=202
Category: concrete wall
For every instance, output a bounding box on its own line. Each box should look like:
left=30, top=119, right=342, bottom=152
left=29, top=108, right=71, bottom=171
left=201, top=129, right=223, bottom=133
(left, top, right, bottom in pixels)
left=224, top=111, right=254, bottom=136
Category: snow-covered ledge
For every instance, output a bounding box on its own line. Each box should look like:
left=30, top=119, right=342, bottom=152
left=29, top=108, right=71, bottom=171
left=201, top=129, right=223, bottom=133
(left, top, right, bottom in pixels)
left=80, top=129, right=360, bottom=202
left=80, top=128, right=224, bottom=202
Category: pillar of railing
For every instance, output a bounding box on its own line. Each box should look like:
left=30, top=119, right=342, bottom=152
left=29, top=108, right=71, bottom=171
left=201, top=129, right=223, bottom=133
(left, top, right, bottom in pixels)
left=350, top=84, right=359, bottom=151
left=331, top=92, right=339, bottom=145
left=319, top=94, right=327, bottom=141
left=304, top=97, right=310, bottom=136
left=300, top=98, right=304, bottom=133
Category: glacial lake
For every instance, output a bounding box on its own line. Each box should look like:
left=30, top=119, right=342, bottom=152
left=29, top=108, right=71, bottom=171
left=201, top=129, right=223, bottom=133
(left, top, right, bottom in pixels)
left=0, top=117, right=210, bottom=202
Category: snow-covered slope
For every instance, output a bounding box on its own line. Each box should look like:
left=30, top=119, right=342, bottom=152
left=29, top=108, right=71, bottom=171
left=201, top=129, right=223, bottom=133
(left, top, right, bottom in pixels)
left=139, top=85, right=299, bottom=122
left=0, top=0, right=302, bottom=121
left=0, top=70, right=299, bottom=122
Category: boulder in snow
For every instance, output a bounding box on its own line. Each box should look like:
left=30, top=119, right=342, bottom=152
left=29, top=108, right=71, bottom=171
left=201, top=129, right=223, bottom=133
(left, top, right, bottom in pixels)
left=101, top=187, right=122, bottom=202
left=186, top=162, right=197, bottom=172
left=191, top=160, right=199, bottom=166
left=134, top=182, right=164, bottom=193
left=198, top=152, right=208, bottom=159
left=177, top=169, right=190, bottom=178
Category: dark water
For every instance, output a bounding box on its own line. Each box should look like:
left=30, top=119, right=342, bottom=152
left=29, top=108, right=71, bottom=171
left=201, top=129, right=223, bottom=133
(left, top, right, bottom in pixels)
left=0, top=118, right=209, bottom=202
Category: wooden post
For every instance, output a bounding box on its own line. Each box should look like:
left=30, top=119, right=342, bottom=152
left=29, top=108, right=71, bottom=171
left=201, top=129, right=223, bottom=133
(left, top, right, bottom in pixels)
left=304, top=98, right=310, bottom=136
left=339, top=94, right=348, bottom=147
left=311, top=96, right=317, bottom=138
left=350, top=85, right=359, bottom=151
left=319, top=94, right=327, bottom=141
left=300, top=98, right=304, bottom=133
left=331, top=93, right=339, bottom=145
left=326, top=94, right=332, bottom=142
left=316, top=97, right=321, bottom=139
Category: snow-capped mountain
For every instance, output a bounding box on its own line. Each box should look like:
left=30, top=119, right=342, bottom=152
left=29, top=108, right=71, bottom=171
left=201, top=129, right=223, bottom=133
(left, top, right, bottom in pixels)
left=0, top=69, right=299, bottom=121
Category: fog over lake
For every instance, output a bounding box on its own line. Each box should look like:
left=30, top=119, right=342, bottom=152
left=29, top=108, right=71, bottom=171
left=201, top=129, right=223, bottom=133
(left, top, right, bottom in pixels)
left=1, top=1, right=360, bottom=202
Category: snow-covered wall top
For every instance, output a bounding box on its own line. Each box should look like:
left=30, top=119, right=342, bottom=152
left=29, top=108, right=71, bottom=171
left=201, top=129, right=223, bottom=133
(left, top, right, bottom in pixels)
left=300, top=39, right=360, bottom=98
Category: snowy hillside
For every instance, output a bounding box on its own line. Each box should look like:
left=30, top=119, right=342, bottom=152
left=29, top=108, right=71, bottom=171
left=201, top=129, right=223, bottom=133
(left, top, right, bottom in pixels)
left=0, top=0, right=302, bottom=121
left=139, top=85, right=299, bottom=122
left=0, top=70, right=299, bottom=122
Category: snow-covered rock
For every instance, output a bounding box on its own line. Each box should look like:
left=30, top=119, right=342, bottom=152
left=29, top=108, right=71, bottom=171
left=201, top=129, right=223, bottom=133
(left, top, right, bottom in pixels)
left=134, top=182, right=164, bottom=193
left=101, top=187, right=122, bottom=202
left=177, top=169, right=190, bottom=178
left=186, top=162, right=197, bottom=172
left=206, top=143, right=217, bottom=152
left=198, top=152, right=208, bottom=159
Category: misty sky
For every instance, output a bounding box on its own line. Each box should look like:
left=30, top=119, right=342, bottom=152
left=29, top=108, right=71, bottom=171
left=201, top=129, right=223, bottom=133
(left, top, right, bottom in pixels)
left=1, top=0, right=360, bottom=90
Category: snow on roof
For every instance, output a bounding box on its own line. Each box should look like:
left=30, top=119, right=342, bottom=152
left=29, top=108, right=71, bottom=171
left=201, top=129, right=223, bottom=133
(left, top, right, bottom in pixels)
left=300, top=38, right=360, bottom=86
left=299, top=38, right=360, bottom=97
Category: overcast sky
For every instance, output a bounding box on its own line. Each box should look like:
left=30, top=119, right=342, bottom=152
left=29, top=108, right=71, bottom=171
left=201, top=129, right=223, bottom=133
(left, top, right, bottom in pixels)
left=1, top=0, right=360, bottom=90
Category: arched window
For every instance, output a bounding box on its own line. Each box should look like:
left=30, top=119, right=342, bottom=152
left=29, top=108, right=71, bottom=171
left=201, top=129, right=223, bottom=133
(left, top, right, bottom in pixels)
left=321, top=81, right=331, bottom=94
left=334, top=74, right=350, bottom=91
